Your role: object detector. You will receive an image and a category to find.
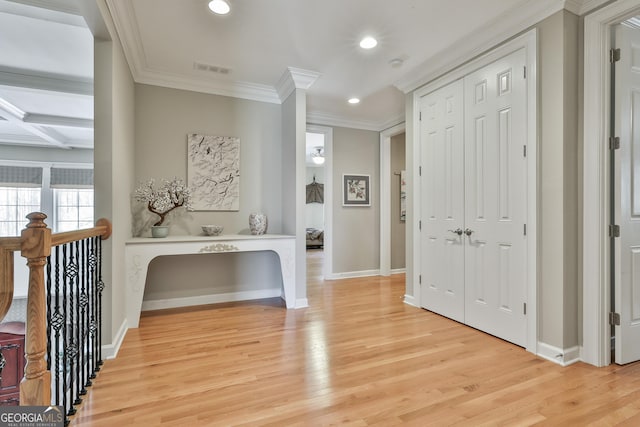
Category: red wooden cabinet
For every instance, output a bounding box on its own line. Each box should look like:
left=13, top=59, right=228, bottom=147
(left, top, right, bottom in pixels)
left=0, top=322, right=25, bottom=406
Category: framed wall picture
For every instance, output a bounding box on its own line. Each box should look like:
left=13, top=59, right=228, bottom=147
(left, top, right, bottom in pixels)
left=343, top=174, right=370, bottom=206
left=187, top=133, right=240, bottom=211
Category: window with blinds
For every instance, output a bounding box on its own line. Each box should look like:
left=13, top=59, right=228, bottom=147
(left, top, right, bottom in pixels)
left=0, top=164, right=93, bottom=235
left=0, top=166, right=43, bottom=236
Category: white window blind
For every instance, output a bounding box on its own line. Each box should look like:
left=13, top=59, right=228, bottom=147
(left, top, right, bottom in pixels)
left=0, top=165, right=43, bottom=187
left=50, top=168, right=93, bottom=189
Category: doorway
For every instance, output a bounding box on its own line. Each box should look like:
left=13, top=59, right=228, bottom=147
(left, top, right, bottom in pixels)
left=306, top=125, right=333, bottom=280
left=610, top=19, right=640, bottom=365
left=380, top=123, right=406, bottom=277
left=583, top=0, right=640, bottom=367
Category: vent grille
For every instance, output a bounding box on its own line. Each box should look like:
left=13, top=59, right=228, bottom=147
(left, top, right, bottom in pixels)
left=194, top=61, right=231, bottom=75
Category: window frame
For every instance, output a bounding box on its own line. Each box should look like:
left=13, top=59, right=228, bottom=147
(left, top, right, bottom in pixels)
left=0, top=160, right=94, bottom=234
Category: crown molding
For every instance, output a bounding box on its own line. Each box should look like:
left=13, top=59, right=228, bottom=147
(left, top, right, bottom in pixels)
left=104, top=0, right=149, bottom=84
left=275, top=67, right=321, bottom=102
left=106, top=0, right=277, bottom=101
left=578, top=0, right=612, bottom=15
left=107, top=0, right=314, bottom=105
left=563, top=0, right=584, bottom=15
left=307, top=111, right=404, bottom=132
left=3, top=0, right=82, bottom=19
left=0, top=65, right=93, bottom=96
left=395, top=0, right=568, bottom=94
left=136, top=69, right=281, bottom=104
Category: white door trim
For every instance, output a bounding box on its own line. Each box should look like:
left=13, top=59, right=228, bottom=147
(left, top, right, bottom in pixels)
left=410, top=29, right=537, bottom=353
left=582, top=0, right=640, bottom=367
left=306, top=124, right=333, bottom=279
left=380, top=122, right=406, bottom=277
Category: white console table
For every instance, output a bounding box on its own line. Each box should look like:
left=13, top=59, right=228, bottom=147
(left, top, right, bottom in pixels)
left=125, top=234, right=296, bottom=328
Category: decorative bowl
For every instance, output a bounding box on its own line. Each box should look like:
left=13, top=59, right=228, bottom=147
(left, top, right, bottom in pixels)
left=201, top=225, right=224, bottom=236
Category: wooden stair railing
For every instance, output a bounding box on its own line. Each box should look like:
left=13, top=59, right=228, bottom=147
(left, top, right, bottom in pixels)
left=0, top=212, right=111, bottom=407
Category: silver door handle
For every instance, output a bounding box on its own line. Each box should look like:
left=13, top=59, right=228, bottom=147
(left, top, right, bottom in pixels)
left=448, top=228, right=463, bottom=236
left=464, top=228, right=474, bottom=236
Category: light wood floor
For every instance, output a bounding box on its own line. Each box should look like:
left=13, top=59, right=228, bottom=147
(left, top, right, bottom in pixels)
left=71, top=250, right=640, bottom=426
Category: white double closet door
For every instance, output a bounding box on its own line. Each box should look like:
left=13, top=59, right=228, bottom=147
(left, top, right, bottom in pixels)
left=419, top=48, right=528, bottom=347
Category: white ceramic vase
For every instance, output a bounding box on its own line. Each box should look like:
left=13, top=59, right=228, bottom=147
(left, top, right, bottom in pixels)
left=249, top=213, right=268, bottom=235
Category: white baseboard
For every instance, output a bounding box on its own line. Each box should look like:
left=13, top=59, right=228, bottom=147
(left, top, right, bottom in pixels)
left=102, top=319, right=127, bottom=360
left=326, top=269, right=381, bottom=280
left=141, top=289, right=282, bottom=312
left=295, top=298, right=309, bottom=308
left=537, top=341, right=581, bottom=366
left=391, top=268, right=406, bottom=275
left=403, top=295, right=419, bottom=307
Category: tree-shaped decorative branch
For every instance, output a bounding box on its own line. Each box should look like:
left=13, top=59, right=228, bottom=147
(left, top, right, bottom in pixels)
left=134, top=177, right=193, bottom=226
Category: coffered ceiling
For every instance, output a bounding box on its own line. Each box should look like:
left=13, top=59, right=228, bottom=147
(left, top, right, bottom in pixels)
left=0, top=0, right=93, bottom=150
left=0, top=0, right=606, bottom=151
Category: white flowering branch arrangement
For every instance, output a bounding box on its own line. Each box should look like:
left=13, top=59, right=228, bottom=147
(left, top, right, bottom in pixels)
left=134, top=177, right=193, bottom=226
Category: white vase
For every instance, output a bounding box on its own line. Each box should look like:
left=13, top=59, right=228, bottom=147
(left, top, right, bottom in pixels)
left=151, top=225, right=170, bottom=238
left=249, top=213, right=267, bottom=235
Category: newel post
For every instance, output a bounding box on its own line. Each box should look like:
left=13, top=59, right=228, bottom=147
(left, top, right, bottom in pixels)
left=20, top=212, right=51, bottom=406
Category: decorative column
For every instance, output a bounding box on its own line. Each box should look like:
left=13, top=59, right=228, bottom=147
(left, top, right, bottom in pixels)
left=20, top=212, right=51, bottom=406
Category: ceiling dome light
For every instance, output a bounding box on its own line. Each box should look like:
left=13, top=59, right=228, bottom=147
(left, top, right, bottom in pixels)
left=312, top=147, right=325, bottom=165
left=348, top=98, right=360, bottom=104
left=208, top=0, right=230, bottom=15
left=359, top=36, right=378, bottom=49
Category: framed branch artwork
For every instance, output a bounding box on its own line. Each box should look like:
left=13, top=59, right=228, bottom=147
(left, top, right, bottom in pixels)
left=187, top=134, right=240, bottom=211
left=343, top=174, right=370, bottom=206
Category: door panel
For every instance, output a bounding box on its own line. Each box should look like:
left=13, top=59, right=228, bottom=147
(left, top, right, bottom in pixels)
left=419, top=79, right=465, bottom=322
left=463, top=49, right=528, bottom=347
left=614, top=23, right=640, bottom=364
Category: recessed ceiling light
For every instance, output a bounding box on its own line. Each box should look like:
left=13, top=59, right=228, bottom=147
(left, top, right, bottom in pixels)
left=348, top=98, right=360, bottom=104
left=208, top=0, right=230, bottom=15
left=359, top=36, right=377, bottom=49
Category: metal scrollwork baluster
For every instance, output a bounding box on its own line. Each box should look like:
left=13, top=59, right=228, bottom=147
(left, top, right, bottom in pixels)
left=0, top=350, right=6, bottom=377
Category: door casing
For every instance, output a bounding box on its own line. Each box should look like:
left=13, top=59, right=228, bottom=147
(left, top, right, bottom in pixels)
left=583, top=0, right=640, bottom=367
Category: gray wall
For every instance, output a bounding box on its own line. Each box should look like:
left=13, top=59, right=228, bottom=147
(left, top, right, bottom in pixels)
left=134, top=84, right=283, bottom=236
left=390, top=133, right=406, bottom=270
left=331, top=126, right=380, bottom=274
left=134, top=84, right=285, bottom=303
left=538, top=10, right=580, bottom=350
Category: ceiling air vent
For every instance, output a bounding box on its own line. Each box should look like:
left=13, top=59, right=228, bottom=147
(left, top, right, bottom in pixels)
left=193, top=61, right=231, bottom=75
